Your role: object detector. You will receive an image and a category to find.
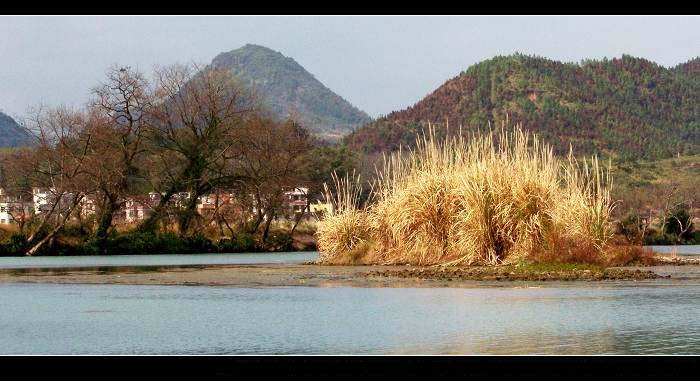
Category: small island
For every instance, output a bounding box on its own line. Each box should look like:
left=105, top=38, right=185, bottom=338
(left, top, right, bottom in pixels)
left=314, top=126, right=682, bottom=281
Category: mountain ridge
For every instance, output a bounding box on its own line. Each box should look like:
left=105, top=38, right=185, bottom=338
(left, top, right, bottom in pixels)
left=346, top=53, right=700, bottom=160
left=210, top=44, right=372, bottom=141
left=0, top=111, right=32, bottom=148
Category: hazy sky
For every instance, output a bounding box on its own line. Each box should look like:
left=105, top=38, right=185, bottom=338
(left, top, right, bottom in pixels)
left=2, top=16, right=700, bottom=121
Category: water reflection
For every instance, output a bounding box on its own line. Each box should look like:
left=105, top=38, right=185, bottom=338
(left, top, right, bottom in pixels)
left=395, top=327, right=700, bottom=354
left=0, top=252, right=319, bottom=269
left=0, top=264, right=212, bottom=276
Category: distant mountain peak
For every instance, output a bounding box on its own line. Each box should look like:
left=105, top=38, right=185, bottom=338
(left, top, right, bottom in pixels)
left=210, top=44, right=371, bottom=142
left=0, top=111, right=33, bottom=148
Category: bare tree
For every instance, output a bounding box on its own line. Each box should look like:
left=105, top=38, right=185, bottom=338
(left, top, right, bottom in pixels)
left=138, top=63, right=254, bottom=236
left=229, top=117, right=312, bottom=243
left=22, top=107, right=94, bottom=256
left=0, top=148, right=37, bottom=233
left=85, top=66, right=152, bottom=245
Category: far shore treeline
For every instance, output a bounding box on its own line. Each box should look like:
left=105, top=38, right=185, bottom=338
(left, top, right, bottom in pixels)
left=0, top=65, right=356, bottom=256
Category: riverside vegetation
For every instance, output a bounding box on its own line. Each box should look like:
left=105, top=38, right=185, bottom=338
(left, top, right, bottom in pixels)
left=0, top=64, right=352, bottom=256
left=317, top=125, right=654, bottom=269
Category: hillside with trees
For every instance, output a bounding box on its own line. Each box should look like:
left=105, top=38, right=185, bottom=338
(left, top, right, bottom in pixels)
left=346, top=54, right=700, bottom=161
left=210, top=44, right=372, bottom=142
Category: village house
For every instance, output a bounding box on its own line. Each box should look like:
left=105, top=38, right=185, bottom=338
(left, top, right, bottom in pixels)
left=2, top=185, right=323, bottom=226
left=285, top=187, right=309, bottom=217
left=0, top=188, right=33, bottom=225
left=124, top=192, right=161, bottom=223
left=32, top=187, right=53, bottom=214
left=196, top=191, right=235, bottom=216
left=79, top=196, right=97, bottom=218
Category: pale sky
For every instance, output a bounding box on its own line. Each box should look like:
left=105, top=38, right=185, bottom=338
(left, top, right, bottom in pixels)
left=2, top=16, right=700, bottom=121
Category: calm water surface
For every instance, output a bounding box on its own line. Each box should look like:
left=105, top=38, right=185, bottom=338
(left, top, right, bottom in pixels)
left=1, top=251, right=700, bottom=355
left=0, top=251, right=318, bottom=269
left=647, top=245, right=700, bottom=255
left=1, top=282, right=700, bottom=354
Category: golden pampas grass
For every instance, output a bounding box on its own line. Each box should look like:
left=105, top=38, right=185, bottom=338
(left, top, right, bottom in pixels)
left=316, top=123, right=616, bottom=266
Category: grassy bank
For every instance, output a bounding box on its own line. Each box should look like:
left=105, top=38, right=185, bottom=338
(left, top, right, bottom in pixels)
left=317, top=125, right=624, bottom=266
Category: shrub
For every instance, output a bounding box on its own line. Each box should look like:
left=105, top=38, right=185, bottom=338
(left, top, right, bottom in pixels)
left=617, top=212, right=645, bottom=243
left=184, top=233, right=217, bottom=253
left=605, top=245, right=656, bottom=267
left=0, top=233, right=29, bottom=256
left=529, top=232, right=604, bottom=265
left=264, top=232, right=295, bottom=252
left=661, top=204, right=694, bottom=241
left=86, top=231, right=216, bottom=255
left=218, top=232, right=259, bottom=252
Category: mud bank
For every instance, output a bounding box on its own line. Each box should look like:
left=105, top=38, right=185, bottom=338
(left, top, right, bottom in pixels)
left=647, top=256, right=700, bottom=266
left=365, top=266, right=664, bottom=281
left=0, top=260, right=689, bottom=287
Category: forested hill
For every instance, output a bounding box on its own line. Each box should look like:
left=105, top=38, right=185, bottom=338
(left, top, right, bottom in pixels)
left=345, top=54, right=700, bottom=160
left=210, top=44, right=372, bottom=142
left=0, top=112, right=32, bottom=148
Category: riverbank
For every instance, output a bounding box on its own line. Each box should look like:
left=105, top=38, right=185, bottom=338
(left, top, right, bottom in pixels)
left=3, top=258, right=700, bottom=287
left=0, top=229, right=318, bottom=257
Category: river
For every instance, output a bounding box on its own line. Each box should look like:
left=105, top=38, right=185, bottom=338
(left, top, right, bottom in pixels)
left=1, top=250, right=699, bottom=354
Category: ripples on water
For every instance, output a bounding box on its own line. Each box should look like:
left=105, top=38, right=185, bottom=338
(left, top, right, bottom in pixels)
left=1, top=283, right=700, bottom=355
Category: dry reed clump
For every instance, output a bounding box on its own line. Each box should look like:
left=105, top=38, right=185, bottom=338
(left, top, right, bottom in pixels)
left=314, top=171, right=373, bottom=264
left=316, top=124, right=617, bottom=266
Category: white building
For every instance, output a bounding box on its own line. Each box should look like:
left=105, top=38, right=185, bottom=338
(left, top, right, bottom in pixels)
left=0, top=188, right=33, bottom=225
left=196, top=191, right=234, bottom=215
left=32, top=187, right=53, bottom=214
left=285, top=187, right=309, bottom=216
left=79, top=196, right=97, bottom=218
left=124, top=192, right=161, bottom=223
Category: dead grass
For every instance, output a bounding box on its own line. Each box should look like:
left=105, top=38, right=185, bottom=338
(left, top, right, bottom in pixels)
left=604, top=245, right=656, bottom=266
left=315, top=171, right=373, bottom=263
left=316, top=124, right=617, bottom=266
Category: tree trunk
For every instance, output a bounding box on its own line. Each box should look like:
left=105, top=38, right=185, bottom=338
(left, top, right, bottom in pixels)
left=221, top=215, right=236, bottom=238
left=290, top=201, right=310, bottom=236
left=26, top=197, right=82, bottom=256
left=138, top=189, right=175, bottom=233
left=96, top=193, right=120, bottom=241
left=248, top=193, right=265, bottom=234
left=178, top=190, right=202, bottom=238
left=262, top=209, right=275, bottom=243
left=26, top=193, right=64, bottom=243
